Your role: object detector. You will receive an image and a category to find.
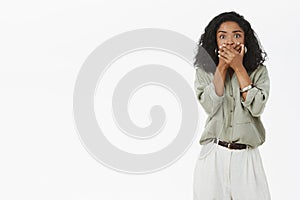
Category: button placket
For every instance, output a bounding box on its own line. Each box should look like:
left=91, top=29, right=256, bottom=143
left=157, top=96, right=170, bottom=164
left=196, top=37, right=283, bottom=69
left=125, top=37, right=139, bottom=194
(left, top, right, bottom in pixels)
left=228, top=77, right=235, bottom=141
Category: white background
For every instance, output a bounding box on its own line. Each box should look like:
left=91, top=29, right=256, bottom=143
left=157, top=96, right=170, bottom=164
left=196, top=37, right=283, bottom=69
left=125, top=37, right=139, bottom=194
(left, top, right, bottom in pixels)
left=1, top=0, right=299, bottom=199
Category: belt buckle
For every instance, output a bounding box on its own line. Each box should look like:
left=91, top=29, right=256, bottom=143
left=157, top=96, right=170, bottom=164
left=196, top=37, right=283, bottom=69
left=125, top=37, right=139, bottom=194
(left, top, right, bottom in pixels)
left=227, top=143, right=231, bottom=149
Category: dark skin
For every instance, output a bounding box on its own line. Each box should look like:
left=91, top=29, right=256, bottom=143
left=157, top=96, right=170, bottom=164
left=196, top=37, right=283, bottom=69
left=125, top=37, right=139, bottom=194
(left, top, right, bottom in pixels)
left=213, top=21, right=252, bottom=101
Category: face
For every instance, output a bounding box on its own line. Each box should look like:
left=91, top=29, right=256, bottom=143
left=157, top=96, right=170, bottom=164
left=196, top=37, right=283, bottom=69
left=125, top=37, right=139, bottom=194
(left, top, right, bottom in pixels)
left=216, top=21, right=245, bottom=49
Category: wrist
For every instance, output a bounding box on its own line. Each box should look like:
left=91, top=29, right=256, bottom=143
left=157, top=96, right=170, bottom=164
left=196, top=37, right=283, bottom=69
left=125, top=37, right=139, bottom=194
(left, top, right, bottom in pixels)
left=217, top=63, right=229, bottom=72
left=232, top=63, right=245, bottom=73
left=240, top=83, right=255, bottom=93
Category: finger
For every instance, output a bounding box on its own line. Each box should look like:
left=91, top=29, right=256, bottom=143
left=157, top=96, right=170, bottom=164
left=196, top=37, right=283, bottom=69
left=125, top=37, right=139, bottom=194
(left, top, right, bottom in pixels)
left=218, top=54, right=230, bottom=64
left=240, top=44, right=245, bottom=57
left=233, top=42, right=238, bottom=48
left=221, top=48, right=235, bottom=57
left=234, top=42, right=240, bottom=48
left=236, top=46, right=242, bottom=53
left=222, top=45, right=235, bottom=53
left=218, top=50, right=232, bottom=61
left=219, top=45, right=227, bottom=52
left=226, top=43, right=240, bottom=54
left=218, top=46, right=224, bottom=52
left=234, top=43, right=242, bottom=52
left=220, top=45, right=230, bottom=53
left=227, top=45, right=239, bottom=54
left=218, top=50, right=230, bottom=58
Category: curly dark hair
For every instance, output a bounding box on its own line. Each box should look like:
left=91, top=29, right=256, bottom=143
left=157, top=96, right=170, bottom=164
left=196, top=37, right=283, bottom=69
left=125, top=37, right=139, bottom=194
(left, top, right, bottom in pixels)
left=194, top=11, right=267, bottom=74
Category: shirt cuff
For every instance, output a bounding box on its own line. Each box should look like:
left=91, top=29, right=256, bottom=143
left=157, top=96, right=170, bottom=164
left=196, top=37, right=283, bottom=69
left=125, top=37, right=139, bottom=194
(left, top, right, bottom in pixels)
left=241, top=87, right=259, bottom=107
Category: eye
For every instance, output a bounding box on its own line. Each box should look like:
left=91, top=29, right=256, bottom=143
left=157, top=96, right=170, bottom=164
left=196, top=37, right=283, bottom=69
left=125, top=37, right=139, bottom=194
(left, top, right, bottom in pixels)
left=219, top=35, right=225, bottom=39
left=234, top=34, right=241, bottom=38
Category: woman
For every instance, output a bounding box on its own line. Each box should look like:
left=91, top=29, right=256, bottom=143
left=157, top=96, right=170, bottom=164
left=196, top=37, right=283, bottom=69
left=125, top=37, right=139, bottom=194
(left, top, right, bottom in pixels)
left=193, top=11, right=271, bottom=199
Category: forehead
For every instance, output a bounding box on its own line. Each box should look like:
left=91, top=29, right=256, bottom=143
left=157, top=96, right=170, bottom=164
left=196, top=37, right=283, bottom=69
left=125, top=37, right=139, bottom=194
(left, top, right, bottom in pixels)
left=217, top=21, right=244, bottom=33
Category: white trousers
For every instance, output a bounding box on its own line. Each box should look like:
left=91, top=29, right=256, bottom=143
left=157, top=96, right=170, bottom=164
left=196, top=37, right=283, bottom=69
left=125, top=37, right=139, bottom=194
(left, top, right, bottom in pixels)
left=193, top=141, right=271, bottom=200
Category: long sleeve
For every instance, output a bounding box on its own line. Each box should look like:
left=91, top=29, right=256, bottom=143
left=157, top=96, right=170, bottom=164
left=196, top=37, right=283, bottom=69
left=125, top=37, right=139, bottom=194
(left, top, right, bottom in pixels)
left=194, top=67, right=224, bottom=117
left=241, top=65, right=270, bottom=117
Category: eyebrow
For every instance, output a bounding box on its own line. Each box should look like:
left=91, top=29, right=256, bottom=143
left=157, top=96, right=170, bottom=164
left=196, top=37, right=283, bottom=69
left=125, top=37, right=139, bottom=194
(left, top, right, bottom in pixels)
left=217, top=30, right=243, bottom=34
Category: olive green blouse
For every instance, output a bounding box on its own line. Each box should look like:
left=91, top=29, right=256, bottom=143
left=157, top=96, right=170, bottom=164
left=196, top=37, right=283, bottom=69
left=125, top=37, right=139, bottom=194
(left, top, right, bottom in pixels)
left=194, top=64, right=270, bottom=148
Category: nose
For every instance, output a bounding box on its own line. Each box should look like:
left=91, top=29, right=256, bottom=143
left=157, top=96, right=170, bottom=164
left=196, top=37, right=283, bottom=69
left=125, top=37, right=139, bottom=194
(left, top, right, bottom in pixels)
left=225, top=40, right=234, bottom=45
left=224, top=36, right=234, bottom=45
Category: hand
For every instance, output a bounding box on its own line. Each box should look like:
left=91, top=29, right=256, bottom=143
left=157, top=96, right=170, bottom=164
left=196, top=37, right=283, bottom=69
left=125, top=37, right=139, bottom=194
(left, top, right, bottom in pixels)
left=217, top=44, right=230, bottom=70
left=218, top=43, right=245, bottom=70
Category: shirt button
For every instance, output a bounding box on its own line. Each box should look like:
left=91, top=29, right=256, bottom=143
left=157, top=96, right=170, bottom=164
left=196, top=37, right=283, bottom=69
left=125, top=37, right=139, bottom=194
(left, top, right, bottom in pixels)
left=229, top=125, right=232, bottom=127
left=230, top=110, right=233, bottom=113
